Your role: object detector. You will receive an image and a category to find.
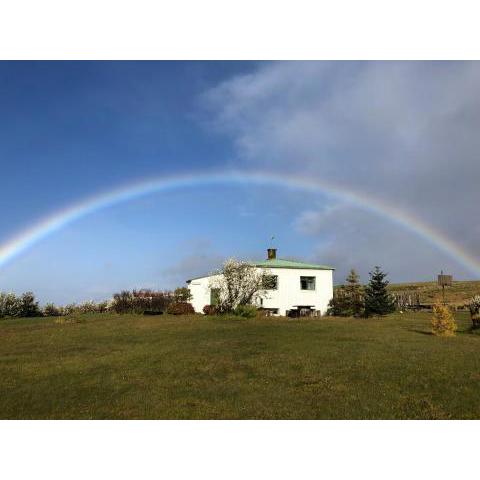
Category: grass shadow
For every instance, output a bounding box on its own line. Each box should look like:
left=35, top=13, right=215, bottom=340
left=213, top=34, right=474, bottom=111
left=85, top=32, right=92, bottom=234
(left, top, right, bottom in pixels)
left=408, top=327, right=479, bottom=337
left=458, top=327, right=480, bottom=336
left=407, top=328, right=433, bottom=336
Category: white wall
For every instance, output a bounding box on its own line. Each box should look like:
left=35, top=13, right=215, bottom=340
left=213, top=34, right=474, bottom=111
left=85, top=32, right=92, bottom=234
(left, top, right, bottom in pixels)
left=187, top=268, right=333, bottom=316
left=260, top=268, right=333, bottom=315
left=187, top=273, right=221, bottom=314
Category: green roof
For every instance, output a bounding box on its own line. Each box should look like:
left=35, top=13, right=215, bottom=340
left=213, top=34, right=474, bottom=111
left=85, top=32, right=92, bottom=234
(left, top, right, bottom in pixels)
left=253, top=258, right=334, bottom=270
left=186, top=258, right=334, bottom=282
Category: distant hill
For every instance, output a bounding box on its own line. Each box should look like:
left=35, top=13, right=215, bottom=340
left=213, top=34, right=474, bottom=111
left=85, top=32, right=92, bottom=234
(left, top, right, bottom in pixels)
left=387, top=280, right=480, bottom=308
left=335, top=280, right=480, bottom=308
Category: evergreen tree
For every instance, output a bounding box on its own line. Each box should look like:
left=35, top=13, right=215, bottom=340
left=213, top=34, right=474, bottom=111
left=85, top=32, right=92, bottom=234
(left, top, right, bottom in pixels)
left=327, top=285, right=349, bottom=316
left=344, top=269, right=364, bottom=317
left=364, top=266, right=395, bottom=317
left=327, top=269, right=364, bottom=316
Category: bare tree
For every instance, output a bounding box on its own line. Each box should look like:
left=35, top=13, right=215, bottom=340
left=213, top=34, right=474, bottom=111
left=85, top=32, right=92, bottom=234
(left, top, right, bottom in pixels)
left=209, top=258, right=270, bottom=313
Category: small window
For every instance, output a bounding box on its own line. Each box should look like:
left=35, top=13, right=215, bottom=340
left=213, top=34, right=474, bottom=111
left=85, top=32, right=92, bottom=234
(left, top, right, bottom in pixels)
left=300, top=276, right=316, bottom=291
left=210, top=288, right=220, bottom=305
left=262, top=275, right=278, bottom=290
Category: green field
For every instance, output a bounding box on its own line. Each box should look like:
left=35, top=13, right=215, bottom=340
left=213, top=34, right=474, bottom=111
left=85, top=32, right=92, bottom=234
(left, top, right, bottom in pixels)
left=1, top=311, right=479, bottom=419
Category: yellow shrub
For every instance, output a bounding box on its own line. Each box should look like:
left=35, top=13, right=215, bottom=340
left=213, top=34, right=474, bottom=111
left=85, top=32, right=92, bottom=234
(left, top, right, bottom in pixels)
left=431, top=304, right=457, bottom=336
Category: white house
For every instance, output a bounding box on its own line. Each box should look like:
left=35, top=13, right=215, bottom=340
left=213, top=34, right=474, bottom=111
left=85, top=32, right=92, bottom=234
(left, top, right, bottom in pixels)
left=186, top=249, right=334, bottom=316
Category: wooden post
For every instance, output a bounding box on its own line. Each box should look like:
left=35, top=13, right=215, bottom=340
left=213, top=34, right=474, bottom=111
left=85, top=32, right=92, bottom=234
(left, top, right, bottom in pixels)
left=438, top=271, right=452, bottom=306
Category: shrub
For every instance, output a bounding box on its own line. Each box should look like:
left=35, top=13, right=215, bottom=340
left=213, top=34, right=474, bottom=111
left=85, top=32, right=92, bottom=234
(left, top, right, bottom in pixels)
left=96, top=301, right=110, bottom=313
left=234, top=304, right=257, bottom=318
left=61, top=301, right=108, bottom=315
left=327, top=270, right=364, bottom=317
left=111, top=290, right=135, bottom=314
left=133, top=289, right=173, bottom=313
left=77, top=301, right=99, bottom=314
left=19, top=292, right=42, bottom=317
left=203, top=304, right=217, bottom=315
left=0, top=292, right=22, bottom=318
left=63, top=303, right=78, bottom=315
left=0, top=291, right=42, bottom=318
left=43, top=303, right=63, bottom=316
left=327, top=287, right=350, bottom=316
left=468, top=295, right=480, bottom=329
left=173, top=287, right=192, bottom=303
left=166, top=302, right=195, bottom=315
left=111, top=289, right=174, bottom=314
left=431, top=304, right=457, bottom=336
left=255, top=309, right=270, bottom=318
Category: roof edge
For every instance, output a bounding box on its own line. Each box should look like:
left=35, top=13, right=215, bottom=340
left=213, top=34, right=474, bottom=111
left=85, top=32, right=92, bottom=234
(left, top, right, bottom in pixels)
left=186, top=261, right=334, bottom=282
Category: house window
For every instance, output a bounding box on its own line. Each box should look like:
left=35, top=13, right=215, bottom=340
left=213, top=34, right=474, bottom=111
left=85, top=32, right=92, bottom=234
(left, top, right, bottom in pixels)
left=210, top=288, right=220, bottom=305
left=300, top=276, right=316, bottom=291
left=262, top=275, right=278, bottom=290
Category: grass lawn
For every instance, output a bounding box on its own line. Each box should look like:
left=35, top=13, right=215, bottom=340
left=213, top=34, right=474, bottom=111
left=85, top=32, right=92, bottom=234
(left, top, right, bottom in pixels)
left=1, top=311, right=479, bottom=419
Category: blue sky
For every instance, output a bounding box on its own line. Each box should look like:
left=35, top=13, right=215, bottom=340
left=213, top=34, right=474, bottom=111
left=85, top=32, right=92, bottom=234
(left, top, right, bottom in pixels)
left=1, top=61, right=479, bottom=304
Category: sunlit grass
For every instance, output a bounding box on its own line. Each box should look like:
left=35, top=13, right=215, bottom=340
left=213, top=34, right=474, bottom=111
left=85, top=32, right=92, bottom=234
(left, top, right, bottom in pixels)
left=0, top=311, right=478, bottom=419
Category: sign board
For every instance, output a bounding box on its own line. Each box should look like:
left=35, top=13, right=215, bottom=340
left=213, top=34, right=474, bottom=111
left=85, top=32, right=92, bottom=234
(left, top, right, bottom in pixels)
left=438, top=274, right=453, bottom=287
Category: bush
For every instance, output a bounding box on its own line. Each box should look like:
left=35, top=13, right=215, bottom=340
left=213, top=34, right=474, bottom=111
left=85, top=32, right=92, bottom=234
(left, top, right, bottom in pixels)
left=203, top=304, right=217, bottom=315
left=255, top=309, right=270, bottom=318
left=327, top=287, right=351, bottom=316
left=111, top=291, right=135, bottom=314
left=166, top=302, right=195, bottom=315
left=431, top=304, right=457, bottom=336
left=173, top=287, right=192, bottom=303
left=234, top=304, right=257, bottom=318
left=96, top=301, right=110, bottom=313
left=63, top=303, right=78, bottom=315
left=327, top=270, right=364, bottom=317
left=133, top=289, right=173, bottom=313
left=0, top=292, right=22, bottom=318
left=111, top=289, right=174, bottom=314
left=468, top=295, right=480, bottom=329
left=43, top=303, right=63, bottom=316
left=77, top=301, right=100, bottom=314
left=0, top=291, right=41, bottom=318
left=19, top=292, right=42, bottom=317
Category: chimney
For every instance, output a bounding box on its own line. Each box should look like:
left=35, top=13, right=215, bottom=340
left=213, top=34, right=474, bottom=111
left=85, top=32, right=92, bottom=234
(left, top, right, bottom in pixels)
left=267, top=248, right=277, bottom=260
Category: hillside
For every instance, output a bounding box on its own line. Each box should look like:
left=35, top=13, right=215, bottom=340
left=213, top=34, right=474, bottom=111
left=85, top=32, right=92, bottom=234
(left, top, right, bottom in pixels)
left=334, top=279, right=480, bottom=308
left=387, top=280, right=480, bottom=308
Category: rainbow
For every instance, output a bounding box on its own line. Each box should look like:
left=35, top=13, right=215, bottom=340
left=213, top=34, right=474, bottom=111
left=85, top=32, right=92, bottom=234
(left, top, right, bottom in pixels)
left=0, top=170, right=478, bottom=276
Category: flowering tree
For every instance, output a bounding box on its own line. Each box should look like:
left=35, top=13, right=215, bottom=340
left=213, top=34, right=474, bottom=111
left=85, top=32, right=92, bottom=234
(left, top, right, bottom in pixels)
left=209, top=259, right=269, bottom=313
left=0, top=292, right=22, bottom=317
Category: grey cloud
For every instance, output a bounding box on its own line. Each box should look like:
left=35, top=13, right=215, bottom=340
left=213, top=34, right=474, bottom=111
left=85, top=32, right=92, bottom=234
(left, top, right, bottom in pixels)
left=295, top=205, right=471, bottom=284
left=203, top=61, right=480, bottom=279
left=162, top=239, right=225, bottom=285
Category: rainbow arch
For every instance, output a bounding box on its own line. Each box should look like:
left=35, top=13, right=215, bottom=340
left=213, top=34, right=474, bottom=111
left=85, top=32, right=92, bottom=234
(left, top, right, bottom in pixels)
left=0, top=170, right=478, bottom=276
